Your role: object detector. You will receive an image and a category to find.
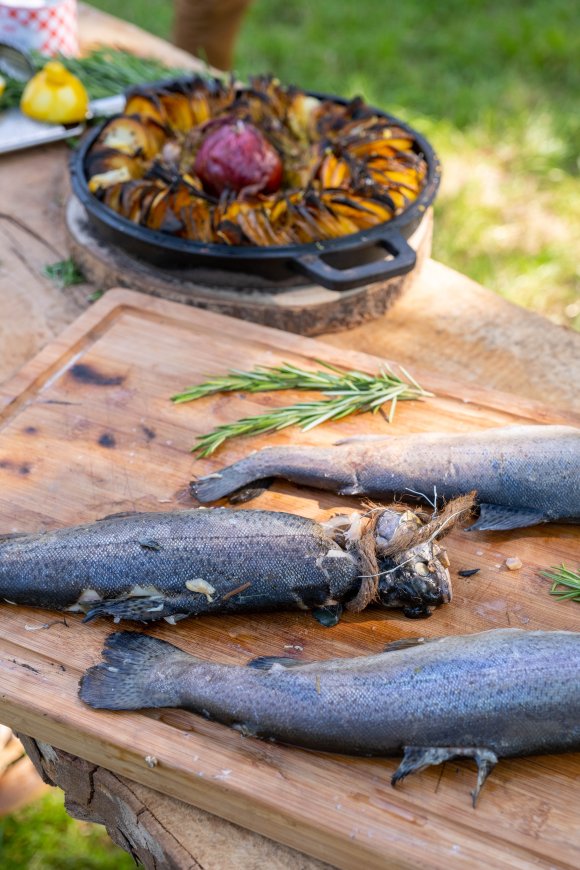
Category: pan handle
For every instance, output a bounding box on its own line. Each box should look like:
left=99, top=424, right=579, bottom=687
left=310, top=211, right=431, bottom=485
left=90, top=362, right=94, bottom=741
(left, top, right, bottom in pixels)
left=291, top=229, right=416, bottom=291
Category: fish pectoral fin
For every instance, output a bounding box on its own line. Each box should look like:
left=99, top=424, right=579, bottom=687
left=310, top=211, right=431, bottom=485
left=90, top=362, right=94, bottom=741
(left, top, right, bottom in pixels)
left=247, top=656, right=308, bottom=670
left=468, top=503, right=546, bottom=532
left=227, top=478, right=275, bottom=505
left=383, top=636, right=433, bottom=652
left=338, top=483, right=363, bottom=496
left=98, top=510, right=144, bottom=521
left=82, top=595, right=169, bottom=624
left=312, top=603, right=343, bottom=627
left=392, top=746, right=498, bottom=807
left=0, top=532, right=29, bottom=542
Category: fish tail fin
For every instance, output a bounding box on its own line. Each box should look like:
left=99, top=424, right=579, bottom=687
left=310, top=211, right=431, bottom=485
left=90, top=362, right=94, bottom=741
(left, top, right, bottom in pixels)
left=191, top=445, right=350, bottom=503
left=468, top=503, right=546, bottom=532
left=79, top=631, right=193, bottom=710
left=190, top=454, right=273, bottom=503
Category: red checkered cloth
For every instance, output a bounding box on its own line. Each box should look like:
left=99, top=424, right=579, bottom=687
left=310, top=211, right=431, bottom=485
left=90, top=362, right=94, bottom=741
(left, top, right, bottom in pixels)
left=0, top=0, right=78, bottom=57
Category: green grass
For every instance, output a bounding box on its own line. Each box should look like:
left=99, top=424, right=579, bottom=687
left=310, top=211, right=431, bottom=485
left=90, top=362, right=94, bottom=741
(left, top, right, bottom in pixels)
left=90, top=0, right=579, bottom=329
left=0, top=789, right=134, bottom=869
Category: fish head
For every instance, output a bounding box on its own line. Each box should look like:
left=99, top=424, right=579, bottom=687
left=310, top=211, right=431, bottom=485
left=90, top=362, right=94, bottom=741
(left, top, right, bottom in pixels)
left=377, top=540, right=452, bottom=619
left=373, top=508, right=452, bottom=618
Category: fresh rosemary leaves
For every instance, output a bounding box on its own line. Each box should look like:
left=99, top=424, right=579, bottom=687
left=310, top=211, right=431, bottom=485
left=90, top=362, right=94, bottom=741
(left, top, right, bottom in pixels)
left=172, top=361, right=432, bottom=456
left=542, top=564, right=580, bottom=603
left=0, top=49, right=189, bottom=110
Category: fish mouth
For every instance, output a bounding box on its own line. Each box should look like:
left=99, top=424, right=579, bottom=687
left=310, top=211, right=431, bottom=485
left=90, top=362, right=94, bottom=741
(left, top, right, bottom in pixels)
left=377, top=546, right=452, bottom=619
left=372, top=506, right=454, bottom=618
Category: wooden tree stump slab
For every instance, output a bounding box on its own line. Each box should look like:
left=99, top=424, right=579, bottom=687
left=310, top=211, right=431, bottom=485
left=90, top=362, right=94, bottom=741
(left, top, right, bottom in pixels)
left=66, top=195, right=433, bottom=336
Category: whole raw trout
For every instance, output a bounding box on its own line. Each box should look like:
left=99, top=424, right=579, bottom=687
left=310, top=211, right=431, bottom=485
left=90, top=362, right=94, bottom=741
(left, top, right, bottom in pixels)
left=192, top=425, right=580, bottom=531
left=0, top=506, right=454, bottom=623
left=80, top=628, right=580, bottom=805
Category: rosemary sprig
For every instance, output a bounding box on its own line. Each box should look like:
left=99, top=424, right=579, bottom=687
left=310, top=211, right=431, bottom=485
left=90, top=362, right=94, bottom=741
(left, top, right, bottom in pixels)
left=541, top=564, right=580, bottom=603
left=43, top=258, right=85, bottom=288
left=0, top=49, right=189, bottom=110
left=172, top=360, right=426, bottom=402
left=172, top=361, right=432, bottom=456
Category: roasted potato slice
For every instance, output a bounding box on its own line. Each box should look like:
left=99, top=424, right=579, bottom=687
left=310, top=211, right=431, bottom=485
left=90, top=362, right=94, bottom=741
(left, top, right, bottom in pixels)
left=99, top=115, right=167, bottom=160
left=159, top=91, right=194, bottom=133
left=86, top=147, right=144, bottom=188
left=88, top=166, right=134, bottom=192
left=124, top=91, right=167, bottom=125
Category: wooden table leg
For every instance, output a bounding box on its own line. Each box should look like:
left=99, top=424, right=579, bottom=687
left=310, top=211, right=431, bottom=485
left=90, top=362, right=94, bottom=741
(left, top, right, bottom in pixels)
left=18, top=735, right=332, bottom=870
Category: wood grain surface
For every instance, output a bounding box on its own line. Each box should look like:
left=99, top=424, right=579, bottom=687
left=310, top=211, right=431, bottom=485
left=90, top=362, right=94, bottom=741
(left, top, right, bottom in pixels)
left=0, top=290, right=578, bottom=870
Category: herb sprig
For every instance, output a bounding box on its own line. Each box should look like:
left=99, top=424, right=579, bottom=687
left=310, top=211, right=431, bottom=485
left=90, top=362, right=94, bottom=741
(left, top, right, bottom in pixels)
left=0, top=49, right=189, bottom=110
left=542, top=564, right=580, bottom=603
left=172, top=361, right=432, bottom=456
left=43, top=258, right=85, bottom=288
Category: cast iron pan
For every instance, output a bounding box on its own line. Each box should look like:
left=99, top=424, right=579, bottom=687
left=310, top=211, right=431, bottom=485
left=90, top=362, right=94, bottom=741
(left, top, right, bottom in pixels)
left=70, top=83, right=441, bottom=291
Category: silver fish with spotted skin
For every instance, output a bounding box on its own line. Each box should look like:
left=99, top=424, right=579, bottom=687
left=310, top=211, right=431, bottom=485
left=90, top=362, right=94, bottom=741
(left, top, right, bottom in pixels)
left=79, top=628, right=580, bottom=805
left=0, top=507, right=452, bottom=624
left=191, top=425, right=580, bottom=531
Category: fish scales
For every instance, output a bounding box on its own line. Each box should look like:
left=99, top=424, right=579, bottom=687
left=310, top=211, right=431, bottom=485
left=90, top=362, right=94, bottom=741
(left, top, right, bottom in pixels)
left=0, top=509, right=359, bottom=622
left=192, top=425, right=580, bottom=530
left=80, top=628, right=580, bottom=802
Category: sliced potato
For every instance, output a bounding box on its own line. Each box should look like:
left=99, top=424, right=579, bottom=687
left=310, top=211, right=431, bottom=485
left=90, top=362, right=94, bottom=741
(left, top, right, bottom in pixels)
left=159, top=91, right=194, bottom=133
left=124, top=91, right=166, bottom=125
left=89, top=166, right=134, bottom=192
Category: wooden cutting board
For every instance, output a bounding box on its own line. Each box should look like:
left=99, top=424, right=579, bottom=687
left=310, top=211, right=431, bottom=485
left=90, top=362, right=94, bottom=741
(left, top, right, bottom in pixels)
left=0, top=289, right=578, bottom=870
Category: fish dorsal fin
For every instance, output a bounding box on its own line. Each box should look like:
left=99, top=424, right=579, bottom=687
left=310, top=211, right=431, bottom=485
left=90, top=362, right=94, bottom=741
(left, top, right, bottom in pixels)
left=0, top=532, right=28, bottom=543
left=468, top=503, right=546, bottom=532
left=247, top=656, right=308, bottom=670
left=227, top=479, right=274, bottom=505
left=383, top=637, right=430, bottom=652
left=98, top=510, right=144, bottom=521
left=333, top=434, right=392, bottom=445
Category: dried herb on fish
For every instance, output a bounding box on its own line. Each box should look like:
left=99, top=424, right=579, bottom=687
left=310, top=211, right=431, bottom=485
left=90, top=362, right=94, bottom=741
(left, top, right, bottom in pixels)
left=172, top=361, right=431, bottom=456
left=542, top=564, right=580, bottom=603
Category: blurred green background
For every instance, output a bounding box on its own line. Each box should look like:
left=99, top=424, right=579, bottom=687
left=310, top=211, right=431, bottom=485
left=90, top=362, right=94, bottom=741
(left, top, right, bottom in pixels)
left=2, top=2, right=577, bottom=867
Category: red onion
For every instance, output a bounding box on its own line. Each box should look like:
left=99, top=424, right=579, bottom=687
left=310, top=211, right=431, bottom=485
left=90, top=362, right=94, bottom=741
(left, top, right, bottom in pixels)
left=194, top=119, right=283, bottom=196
